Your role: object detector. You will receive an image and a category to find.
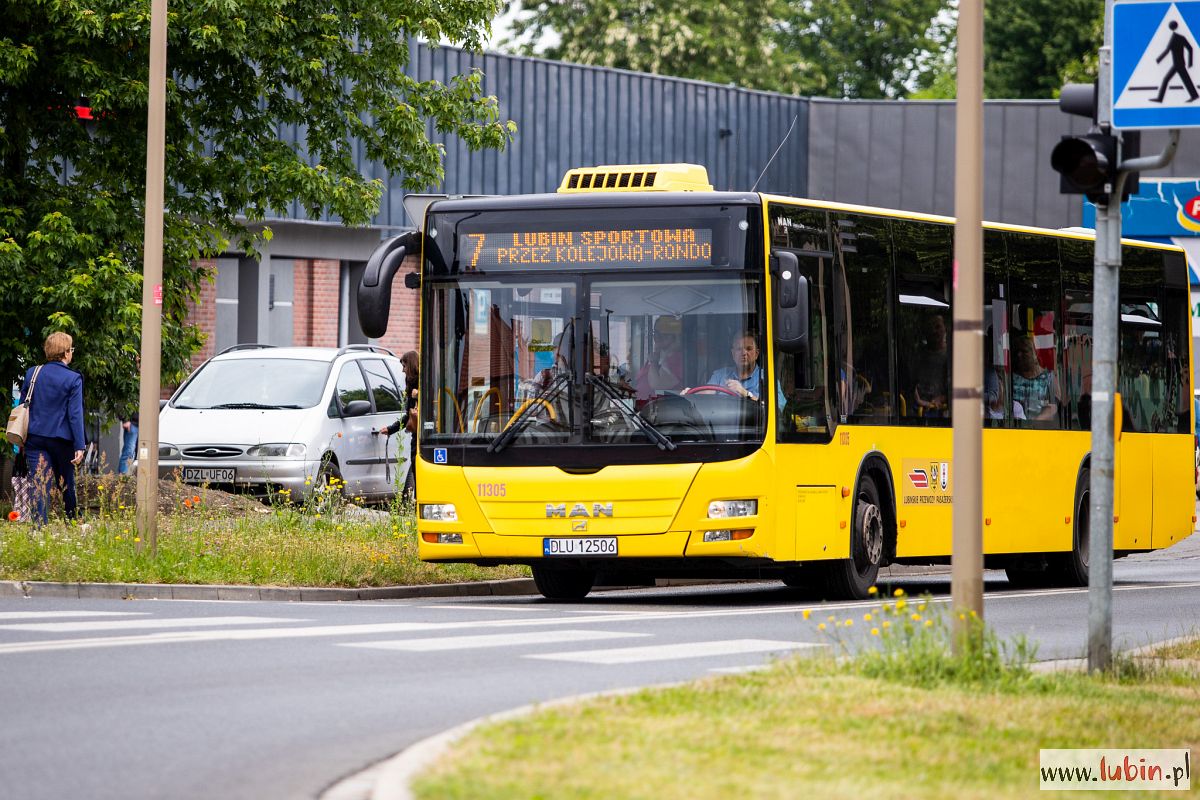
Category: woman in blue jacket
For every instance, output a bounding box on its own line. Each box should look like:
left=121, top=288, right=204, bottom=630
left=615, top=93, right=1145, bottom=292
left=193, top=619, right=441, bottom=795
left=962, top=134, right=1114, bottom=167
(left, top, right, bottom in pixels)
left=22, top=331, right=85, bottom=524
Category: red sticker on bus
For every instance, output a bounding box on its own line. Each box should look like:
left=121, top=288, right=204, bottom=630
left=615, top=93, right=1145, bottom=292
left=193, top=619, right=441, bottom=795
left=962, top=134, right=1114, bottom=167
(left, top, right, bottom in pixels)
left=908, top=469, right=929, bottom=489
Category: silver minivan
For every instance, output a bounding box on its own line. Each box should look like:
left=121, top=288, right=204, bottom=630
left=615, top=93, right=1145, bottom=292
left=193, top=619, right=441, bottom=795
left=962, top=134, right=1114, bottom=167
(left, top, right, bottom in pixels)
left=157, top=345, right=412, bottom=502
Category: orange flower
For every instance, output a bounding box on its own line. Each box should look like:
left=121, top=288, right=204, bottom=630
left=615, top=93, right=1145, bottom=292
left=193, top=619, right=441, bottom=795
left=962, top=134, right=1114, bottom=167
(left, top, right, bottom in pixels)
left=183, top=499, right=193, bottom=508
left=7, top=511, right=18, bottom=521
left=192, top=495, right=201, bottom=504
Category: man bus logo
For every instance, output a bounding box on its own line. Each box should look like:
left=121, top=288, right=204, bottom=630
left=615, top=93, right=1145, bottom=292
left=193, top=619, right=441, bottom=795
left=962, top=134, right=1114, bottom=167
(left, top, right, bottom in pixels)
left=546, top=502, right=614, bottom=518
left=908, top=469, right=929, bottom=489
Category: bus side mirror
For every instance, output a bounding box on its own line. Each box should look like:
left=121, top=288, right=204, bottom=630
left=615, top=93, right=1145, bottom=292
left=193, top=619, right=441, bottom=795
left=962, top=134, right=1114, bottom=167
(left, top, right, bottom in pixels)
left=359, top=230, right=421, bottom=339
left=404, top=272, right=421, bottom=289
left=771, top=250, right=809, bottom=356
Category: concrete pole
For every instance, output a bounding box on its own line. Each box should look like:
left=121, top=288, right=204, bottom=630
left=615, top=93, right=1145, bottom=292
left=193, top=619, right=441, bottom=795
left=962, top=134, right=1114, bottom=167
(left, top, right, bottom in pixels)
left=136, top=0, right=167, bottom=554
left=950, top=0, right=988, bottom=652
left=951, top=0, right=986, bottom=651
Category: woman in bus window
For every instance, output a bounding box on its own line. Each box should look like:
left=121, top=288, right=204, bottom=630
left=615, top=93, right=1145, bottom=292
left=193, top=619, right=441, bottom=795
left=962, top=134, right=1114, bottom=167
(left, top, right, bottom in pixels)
left=1012, top=335, right=1060, bottom=421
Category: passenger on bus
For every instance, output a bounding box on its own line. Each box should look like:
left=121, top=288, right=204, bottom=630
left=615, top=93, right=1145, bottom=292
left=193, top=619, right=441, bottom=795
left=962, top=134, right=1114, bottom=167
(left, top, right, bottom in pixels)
left=636, top=315, right=684, bottom=401
left=1012, top=335, right=1060, bottom=421
left=912, top=315, right=949, bottom=417
left=708, top=330, right=765, bottom=400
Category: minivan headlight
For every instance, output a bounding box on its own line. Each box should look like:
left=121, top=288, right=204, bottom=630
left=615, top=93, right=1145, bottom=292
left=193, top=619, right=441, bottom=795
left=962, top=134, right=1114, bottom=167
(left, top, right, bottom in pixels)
left=247, top=443, right=306, bottom=459
left=159, top=444, right=180, bottom=459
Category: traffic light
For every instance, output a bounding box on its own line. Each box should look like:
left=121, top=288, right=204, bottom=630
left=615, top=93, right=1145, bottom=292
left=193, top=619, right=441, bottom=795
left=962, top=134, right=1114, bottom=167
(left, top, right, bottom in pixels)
left=1050, top=82, right=1139, bottom=202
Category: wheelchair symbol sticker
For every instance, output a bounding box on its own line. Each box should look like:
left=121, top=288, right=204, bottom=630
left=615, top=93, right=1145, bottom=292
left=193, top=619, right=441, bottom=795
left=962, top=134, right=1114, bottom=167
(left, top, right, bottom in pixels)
left=433, top=448, right=448, bottom=464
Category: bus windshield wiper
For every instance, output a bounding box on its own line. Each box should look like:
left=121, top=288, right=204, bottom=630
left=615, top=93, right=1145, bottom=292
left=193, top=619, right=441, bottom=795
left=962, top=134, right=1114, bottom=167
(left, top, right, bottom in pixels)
left=487, top=372, right=573, bottom=453
left=586, top=373, right=676, bottom=451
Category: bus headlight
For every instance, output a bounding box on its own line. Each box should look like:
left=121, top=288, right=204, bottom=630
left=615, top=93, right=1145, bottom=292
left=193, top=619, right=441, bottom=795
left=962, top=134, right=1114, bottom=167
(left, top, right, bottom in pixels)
left=420, top=504, right=458, bottom=522
left=708, top=500, right=757, bottom=518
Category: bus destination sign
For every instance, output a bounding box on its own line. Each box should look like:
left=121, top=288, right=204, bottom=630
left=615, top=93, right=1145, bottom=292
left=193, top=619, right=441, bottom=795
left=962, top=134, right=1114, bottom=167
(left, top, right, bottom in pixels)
left=461, top=226, right=714, bottom=270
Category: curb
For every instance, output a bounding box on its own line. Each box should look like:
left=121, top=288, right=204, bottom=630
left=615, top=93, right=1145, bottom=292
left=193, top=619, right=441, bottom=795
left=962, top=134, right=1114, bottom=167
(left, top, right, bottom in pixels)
left=0, top=577, right=538, bottom=602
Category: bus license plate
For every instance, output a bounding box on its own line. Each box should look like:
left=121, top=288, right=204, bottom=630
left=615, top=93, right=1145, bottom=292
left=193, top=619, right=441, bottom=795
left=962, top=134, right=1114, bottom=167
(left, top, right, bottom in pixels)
left=543, top=537, right=617, bottom=557
left=183, top=467, right=235, bottom=483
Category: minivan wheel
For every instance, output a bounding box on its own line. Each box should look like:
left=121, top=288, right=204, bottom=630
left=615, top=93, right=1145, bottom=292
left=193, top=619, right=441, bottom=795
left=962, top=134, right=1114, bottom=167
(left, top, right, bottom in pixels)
left=316, top=457, right=343, bottom=497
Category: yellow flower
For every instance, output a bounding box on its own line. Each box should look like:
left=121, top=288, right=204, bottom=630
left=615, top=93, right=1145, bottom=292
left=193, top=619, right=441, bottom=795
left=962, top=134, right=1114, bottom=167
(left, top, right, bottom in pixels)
left=969, top=610, right=978, bottom=618
left=827, top=615, right=836, bottom=622
left=134, top=537, right=141, bottom=543
left=867, top=586, right=878, bottom=595
left=802, top=609, right=812, bottom=620
left=896, top=599, right=907, bottom=611
left=818, top=623, right=826, bottom=631
left=882, top=620, right=891, bottom=629
left=958, top=613, right=967, bottom=620
left=863, top=613, right=872, bottom=622
left=844, top=619, right=853, bottom=627
left=870, top=627, right=880, bottom=636
left=910, top=613, right=921, bottom=622
left=924, top=619, right=933, bottom=628
left=917, top=602, right=927, bottom=612
left=893, top=588, right=905, bottom=598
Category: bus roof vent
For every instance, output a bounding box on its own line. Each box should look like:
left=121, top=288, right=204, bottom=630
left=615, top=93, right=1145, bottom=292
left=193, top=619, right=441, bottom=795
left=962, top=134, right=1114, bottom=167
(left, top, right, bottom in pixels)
left=558, top=163, right=713, bottom=193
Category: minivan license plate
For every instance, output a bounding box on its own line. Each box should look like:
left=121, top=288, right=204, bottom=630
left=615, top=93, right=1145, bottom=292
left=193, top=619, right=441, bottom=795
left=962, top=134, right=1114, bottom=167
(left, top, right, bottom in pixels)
left=183, top=467, right=235, bottom=483
left=543, top=537, right=617, bottom=556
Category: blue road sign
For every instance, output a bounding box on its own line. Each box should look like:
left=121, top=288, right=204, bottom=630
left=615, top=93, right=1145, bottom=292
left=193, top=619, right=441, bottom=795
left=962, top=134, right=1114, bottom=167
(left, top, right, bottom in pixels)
left=1113, top=0, right=1200, bottom=129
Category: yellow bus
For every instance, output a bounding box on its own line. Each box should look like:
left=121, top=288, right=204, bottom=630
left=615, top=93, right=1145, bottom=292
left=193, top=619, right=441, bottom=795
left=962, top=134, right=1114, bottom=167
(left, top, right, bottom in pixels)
left=359, top=163, right=1196, bottom=600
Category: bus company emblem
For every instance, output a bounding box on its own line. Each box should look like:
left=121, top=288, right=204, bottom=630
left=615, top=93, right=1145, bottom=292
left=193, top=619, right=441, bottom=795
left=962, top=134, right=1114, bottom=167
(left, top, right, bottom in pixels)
left=908, top=469, right=929, bottom=489
left=546, top=503, right=614, bottom=518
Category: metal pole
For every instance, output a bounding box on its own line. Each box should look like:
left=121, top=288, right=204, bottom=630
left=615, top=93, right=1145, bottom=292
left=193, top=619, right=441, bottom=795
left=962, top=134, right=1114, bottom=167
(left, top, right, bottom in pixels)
left=136, top=0, right=167, bottom=554
left=951, top=0, right=985, bottom=652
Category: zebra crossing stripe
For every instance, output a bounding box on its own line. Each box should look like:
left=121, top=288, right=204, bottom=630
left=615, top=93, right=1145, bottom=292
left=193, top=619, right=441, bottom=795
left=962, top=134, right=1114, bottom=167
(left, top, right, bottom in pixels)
left=340, top=629, right=648, bottom=652
left=0, top=616, right=300, bottom=633
left=527, top=639, right=822, bottom=665
left=0, top=611, right=149, bottom=621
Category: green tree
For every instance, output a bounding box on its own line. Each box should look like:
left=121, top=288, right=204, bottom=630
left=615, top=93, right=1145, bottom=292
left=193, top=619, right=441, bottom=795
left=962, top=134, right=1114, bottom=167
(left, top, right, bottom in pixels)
left=505, top=0, right=809, bottom=94
left=778, top=0, right=948, bottom=99
left=506, top=0, right=946, bottom=99
left=985, top=0, right=1103, bottom=98
left=0, top=0, right=514, bottom=422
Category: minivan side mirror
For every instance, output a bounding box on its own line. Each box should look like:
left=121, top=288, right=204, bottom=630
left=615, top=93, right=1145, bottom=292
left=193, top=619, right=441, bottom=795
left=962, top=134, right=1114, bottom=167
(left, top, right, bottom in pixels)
left=343, top=399, right=372, bottom=417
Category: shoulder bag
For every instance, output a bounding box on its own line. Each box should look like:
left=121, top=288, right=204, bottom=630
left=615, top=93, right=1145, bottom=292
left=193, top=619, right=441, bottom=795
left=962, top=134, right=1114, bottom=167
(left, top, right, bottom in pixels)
left=6, top=365, right=43, bottom=447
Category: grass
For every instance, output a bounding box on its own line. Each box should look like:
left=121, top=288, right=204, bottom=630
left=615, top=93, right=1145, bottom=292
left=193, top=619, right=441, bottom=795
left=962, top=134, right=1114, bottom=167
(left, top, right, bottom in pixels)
left=413, top=595, right=1200, bottom=800
left=0, top=475, right=528, bottom=588
left=1149, top=636, right=1200, bottom=661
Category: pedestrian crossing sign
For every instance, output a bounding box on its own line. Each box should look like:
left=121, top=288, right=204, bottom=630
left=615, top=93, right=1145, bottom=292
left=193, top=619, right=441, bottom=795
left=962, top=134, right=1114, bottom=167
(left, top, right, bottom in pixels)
left=1114, top=0, right=1200, bottom=128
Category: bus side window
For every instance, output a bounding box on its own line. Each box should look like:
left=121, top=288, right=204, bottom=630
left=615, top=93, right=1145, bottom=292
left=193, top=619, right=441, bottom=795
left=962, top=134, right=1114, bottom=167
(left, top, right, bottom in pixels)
left=892, top=219, right=952, bottom=426
left=837, top=214, right=895, bottom=424
left=1008, top=232, right=1062, bottom=428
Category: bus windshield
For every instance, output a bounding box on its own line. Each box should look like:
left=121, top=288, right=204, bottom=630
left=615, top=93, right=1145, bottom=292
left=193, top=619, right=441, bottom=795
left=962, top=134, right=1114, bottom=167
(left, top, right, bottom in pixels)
left=425, top=274, right=768, bottom=456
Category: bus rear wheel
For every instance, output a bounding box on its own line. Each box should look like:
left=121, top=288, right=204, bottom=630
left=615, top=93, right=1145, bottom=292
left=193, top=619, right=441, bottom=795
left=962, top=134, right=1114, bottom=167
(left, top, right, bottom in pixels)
left=1050, top=468, right=1090, bottom=586
left=825, top=478, right=885, bottom=600
left=532, top=564, right=595, bottom=601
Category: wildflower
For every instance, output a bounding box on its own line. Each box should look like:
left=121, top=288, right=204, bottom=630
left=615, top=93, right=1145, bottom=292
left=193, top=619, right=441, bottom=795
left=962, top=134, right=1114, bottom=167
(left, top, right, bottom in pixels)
left=958, top=612, right=966, bottom=621
left=896, top=599, right=907, bottom=611
left=867, top=585, right=878, bottom=595
left=863, top=613, right=872, bottom=622
left=827, top=615, right=835, bottom=622
left=183, top=499, right=192, bottom=509
left=893, top=588, right=905, bottom=598
left=917, top=602, right=927, bottom=612
left=882, top=620, right=891, bottom=629
left=134, top=537, right=140, bottom=543
left=870, top=627, right=880, bottom=636
left=924, top=619, right=933, bottom=628
left=910, top=613, right=921, bottom=622
left=6, top=511, right=17, bottom=521
left=802, top=609, right=812, bottom=620
left=844, top=619, right=853, bottom=627
left=969, top=610, right=978, bottom=618
left=818, top=623, right=826, bottom=631
left=192, top=495, right=200, bottom=504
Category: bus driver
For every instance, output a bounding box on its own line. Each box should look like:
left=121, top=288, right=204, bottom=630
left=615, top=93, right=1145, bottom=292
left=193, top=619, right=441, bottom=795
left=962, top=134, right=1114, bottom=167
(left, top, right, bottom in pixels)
left=708, top=330, right=766, bottom=400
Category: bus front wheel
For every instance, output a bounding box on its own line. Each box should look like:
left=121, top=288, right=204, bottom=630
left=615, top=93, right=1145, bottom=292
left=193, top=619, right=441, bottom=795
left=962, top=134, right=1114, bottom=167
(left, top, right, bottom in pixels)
left=532, top=564, right=595, bottom=601
left=825, top=478, right=885, bottom=600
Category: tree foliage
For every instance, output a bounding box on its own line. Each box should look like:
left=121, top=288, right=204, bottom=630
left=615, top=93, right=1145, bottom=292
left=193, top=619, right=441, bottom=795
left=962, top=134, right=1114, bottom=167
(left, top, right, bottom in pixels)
left=505, top=0, right=946, bottom=98
left=0, top=0, right=514, bottom=422
left=984, top=0, right=1103, bottom=98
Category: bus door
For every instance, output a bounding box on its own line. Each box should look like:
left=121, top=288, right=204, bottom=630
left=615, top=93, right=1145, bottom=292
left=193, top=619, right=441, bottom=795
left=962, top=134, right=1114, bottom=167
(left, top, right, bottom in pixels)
left=1116, top=300, right=1160, bottom=551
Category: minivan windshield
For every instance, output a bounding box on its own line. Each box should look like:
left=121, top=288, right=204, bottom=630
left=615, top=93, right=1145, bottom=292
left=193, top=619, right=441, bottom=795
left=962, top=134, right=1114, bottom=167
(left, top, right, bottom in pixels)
left=172, top=358, right=330, bottom=409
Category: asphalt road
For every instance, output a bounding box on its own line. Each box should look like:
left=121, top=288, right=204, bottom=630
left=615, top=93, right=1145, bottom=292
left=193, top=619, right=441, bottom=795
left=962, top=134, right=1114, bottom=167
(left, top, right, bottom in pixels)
left=1, top=534, right=1198, bottom=800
